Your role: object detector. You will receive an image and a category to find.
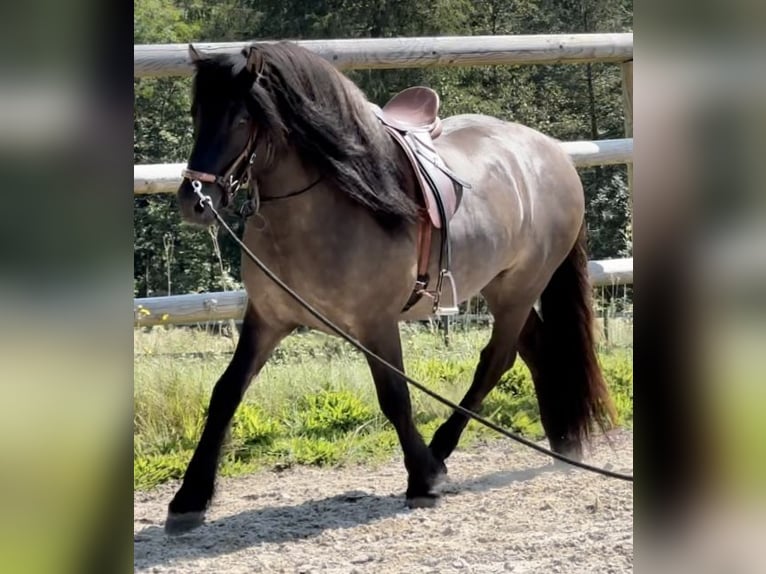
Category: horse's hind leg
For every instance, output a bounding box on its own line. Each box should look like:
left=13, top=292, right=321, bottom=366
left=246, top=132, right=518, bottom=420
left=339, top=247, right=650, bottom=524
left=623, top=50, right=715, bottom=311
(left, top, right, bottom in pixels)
left=516, top=309, right=583, bottom=458
left=518, top=233, right=616, bottom=461
left=165, top=307, right=288, bottom=535
left=361, top=322, right=446, bottom=507
left=429, top=281, right=533, bottom=464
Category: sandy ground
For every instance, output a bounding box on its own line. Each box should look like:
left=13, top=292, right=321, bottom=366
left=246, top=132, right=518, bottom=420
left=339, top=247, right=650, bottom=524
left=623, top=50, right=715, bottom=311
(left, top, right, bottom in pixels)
left=134, top=430, right=633, bottom=573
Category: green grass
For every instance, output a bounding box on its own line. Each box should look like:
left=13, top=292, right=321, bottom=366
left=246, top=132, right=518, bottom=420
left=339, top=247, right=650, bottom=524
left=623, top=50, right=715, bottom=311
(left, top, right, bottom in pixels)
left=134, top=323, right=633, bottom=490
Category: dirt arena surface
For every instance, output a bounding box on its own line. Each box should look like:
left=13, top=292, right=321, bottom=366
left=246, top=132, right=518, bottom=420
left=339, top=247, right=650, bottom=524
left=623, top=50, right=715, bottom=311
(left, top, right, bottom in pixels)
left=134, top=430, right=633, bottom=573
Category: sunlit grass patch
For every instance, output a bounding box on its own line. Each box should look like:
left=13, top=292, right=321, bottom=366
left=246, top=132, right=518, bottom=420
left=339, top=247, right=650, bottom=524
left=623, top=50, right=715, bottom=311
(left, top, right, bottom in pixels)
left=134, top=324, right=633, bottom=490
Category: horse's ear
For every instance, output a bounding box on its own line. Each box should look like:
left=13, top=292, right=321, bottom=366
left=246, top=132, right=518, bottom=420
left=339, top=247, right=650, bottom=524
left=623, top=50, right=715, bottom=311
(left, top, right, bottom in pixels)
left=188, top=44, right=203, bottom=64
left=244, top=45, right=265, bottom=77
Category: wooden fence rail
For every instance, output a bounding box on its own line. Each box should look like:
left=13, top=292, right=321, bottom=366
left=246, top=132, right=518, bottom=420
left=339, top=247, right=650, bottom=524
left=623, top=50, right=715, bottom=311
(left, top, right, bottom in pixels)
left=135, top=33, right=633, bottom=78
left=134, top=258, right=633, bottom=327
left=134, top=138, right=632, bottom=194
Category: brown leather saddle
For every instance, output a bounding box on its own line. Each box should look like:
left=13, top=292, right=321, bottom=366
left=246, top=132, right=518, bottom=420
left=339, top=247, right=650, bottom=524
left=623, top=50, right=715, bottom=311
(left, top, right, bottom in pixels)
left=372, top=87, right=472, bottom=315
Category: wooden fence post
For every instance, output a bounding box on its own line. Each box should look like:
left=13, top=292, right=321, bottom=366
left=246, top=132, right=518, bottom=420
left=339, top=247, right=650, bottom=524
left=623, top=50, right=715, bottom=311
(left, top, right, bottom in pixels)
left=621, top=60, right=633, bottom=242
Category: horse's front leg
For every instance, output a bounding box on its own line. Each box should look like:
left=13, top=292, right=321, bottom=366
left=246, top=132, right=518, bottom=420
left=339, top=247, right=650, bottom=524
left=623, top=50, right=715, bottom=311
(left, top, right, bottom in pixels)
left=165, top=308, right=289, bottom=535
left=361, top=322, right=447, bottom=507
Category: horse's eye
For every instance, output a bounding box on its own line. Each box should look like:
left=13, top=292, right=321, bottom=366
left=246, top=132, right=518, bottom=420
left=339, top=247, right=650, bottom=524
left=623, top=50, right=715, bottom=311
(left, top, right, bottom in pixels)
left=236, top=116, right=249, bottom=127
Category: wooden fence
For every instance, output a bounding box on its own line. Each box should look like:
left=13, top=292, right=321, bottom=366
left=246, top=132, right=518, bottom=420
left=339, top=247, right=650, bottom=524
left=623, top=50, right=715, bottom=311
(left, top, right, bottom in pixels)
left=134, top=138, right=632, bottom=194
left=134, top=33, right=633, bottom=77
left=134, top=33, right=633, bottom=327
left=134, top=258, right=633, bottom=327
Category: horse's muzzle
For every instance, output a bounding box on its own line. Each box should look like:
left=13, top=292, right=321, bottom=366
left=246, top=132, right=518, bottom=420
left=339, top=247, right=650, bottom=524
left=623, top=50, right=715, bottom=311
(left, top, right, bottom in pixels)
left=177, top=178, right=220, bottom=227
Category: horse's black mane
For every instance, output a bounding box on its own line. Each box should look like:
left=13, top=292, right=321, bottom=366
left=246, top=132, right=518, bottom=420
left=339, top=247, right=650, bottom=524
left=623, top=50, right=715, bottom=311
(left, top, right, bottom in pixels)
left=192, top=43, right=419, bottom=229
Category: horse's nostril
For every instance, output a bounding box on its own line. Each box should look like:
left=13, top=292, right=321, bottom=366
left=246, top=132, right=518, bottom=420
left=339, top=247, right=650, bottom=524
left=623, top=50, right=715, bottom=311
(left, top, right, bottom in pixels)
left=194, top=202, right=204, bottom=214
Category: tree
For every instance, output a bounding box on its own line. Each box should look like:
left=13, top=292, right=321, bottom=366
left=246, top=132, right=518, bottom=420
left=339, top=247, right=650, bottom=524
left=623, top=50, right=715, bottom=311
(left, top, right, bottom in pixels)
left=134, top=0, right=243, bottom=296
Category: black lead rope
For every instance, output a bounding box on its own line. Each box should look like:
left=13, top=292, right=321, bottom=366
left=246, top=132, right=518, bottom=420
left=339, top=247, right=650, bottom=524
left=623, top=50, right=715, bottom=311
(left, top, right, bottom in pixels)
left=191, top=184, right=633, bottom=482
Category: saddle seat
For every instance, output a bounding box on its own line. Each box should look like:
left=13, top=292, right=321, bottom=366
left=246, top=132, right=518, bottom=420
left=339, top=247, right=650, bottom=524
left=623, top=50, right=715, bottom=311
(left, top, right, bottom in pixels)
left=372, top=86, right=472, bottom=315
left=378, top=86, right=443, bottom=139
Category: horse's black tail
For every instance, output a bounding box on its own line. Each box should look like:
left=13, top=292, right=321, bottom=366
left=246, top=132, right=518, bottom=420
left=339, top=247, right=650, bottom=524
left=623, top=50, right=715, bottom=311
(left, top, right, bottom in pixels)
left=537, top=224, right=617, bottom=457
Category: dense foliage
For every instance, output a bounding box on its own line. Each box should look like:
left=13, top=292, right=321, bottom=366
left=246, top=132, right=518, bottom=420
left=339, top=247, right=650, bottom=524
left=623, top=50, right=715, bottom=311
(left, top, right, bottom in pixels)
left=134, top=0, right=633, bottom=297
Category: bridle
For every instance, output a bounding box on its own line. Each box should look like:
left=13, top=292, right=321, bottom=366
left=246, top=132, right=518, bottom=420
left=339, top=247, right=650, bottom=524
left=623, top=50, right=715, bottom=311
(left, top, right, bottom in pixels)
left=181, top=124, right=322, bottom=215
left=181, top=127, right=259, bottom=208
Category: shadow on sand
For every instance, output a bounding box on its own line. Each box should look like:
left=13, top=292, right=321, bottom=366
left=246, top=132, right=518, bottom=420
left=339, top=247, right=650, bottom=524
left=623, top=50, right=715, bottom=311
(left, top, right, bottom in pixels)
left=134, top=463, right=563, bottom=569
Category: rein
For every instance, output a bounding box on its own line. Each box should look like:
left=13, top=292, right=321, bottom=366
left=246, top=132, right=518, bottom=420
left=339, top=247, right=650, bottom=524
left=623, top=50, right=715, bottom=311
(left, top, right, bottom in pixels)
left=242, top=174, right=323, bottom=219
left=259, top=176, right=323, bottom=203
left=190, top=181, right=633, bottom=483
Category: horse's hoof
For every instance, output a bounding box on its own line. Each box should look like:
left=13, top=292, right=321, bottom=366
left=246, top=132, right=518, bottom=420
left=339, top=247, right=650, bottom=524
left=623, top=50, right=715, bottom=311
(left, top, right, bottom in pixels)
left=406, top=494, right=440, bottom=509
left=551, top=447, right=582, bottom=471
left=431, top=466, right=448, bottom=488
left=550, top=439, right=583, bottom=464
left=165, top=511, right=205, bottom=535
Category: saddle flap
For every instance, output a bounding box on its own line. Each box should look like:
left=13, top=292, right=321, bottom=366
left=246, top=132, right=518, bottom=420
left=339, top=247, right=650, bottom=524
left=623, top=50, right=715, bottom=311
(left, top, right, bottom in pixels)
left=384, top=126, right=460, bottom=229
left=417, top=157, right=459, bottom=228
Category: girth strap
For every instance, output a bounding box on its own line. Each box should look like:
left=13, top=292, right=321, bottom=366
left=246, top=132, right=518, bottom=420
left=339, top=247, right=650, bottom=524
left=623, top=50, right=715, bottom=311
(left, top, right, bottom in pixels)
left=401, top=217, right=433, bottom=312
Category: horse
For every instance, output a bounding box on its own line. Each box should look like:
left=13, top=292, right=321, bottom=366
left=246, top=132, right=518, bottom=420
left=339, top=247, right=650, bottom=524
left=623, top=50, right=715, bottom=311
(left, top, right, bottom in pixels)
left=167, top=41, right=616, bottom=534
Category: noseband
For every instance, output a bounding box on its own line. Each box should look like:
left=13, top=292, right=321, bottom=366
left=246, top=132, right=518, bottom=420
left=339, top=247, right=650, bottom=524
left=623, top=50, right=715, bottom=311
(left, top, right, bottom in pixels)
left=181, top=128, right=259, bottom=207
